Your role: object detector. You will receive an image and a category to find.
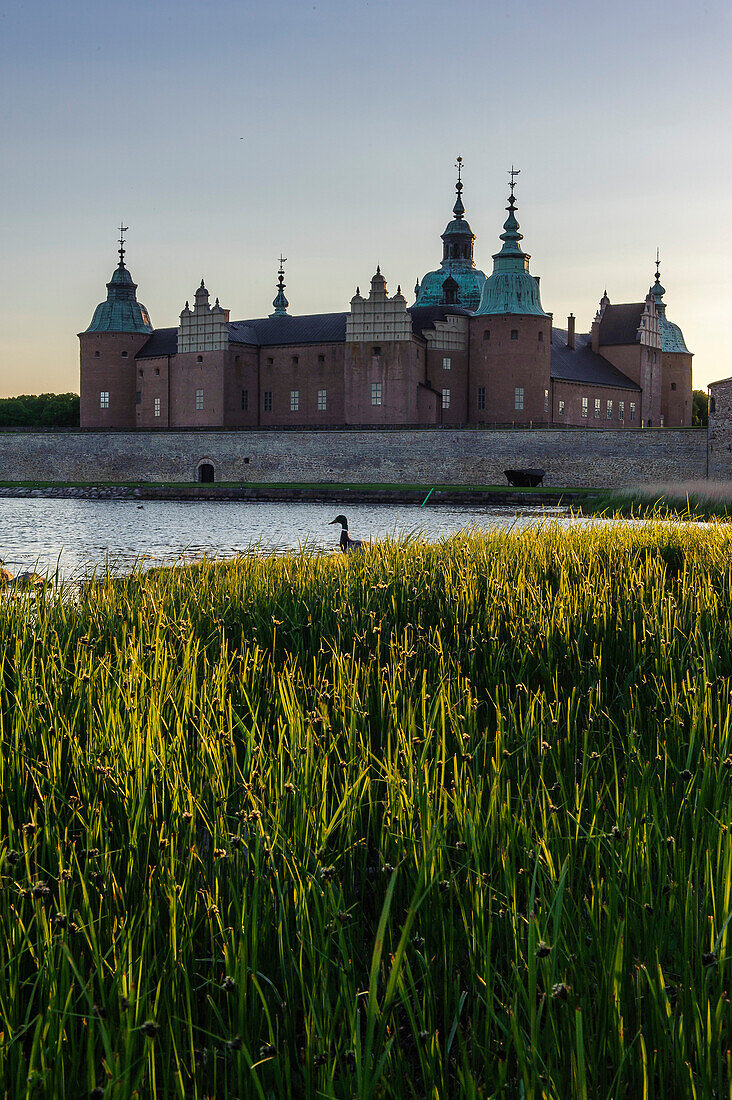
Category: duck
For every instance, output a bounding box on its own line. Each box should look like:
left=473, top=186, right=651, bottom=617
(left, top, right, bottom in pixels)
left=329, top=515, right=364, bottom=553
left=0, top=562, right=13, bottom=587
left=8, top=571, right=45, bottom=591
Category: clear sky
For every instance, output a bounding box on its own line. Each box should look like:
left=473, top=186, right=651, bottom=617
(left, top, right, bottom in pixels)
left=0, top=0, right=729, bottom=396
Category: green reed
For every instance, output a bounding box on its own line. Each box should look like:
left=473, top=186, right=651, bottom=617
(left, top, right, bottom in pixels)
left=2, top=522, right=732, bottom=1098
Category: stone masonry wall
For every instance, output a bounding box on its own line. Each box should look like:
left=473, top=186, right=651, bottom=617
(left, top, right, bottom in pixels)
left=708, top=378, right=732, bottom=480
left=0, top=428, right=707, bottom=489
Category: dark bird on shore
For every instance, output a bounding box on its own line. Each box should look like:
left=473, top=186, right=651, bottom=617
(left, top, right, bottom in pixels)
left=329, top=515, right=363, bottom=553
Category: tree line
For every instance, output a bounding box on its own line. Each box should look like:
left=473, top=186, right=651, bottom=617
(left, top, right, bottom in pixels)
left=0, top=393, right=80, bottom=427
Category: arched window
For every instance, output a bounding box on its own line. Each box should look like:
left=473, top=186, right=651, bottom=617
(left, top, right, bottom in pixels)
left=511, top=330, right=519, bottom=341
left=483, top=329, right=490, bottom=341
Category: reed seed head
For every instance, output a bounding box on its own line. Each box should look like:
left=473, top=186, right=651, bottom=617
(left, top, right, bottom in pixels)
left=221, top=976, right=236, bottom=992
left=140, top=1020, right=160, bottom=1038
left=536, top=941, right=551, bottom=958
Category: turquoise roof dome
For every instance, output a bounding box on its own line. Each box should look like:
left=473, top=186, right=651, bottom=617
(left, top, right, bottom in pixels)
left=414, top=161, right=487, bottom=311
left=474, top=183, right=548, bottom=317
left=85, top=238, right=153, bottom=334
left=651, top=273, right=690, bottom=354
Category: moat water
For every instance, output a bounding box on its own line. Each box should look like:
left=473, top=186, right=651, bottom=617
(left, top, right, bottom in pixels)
left=0, top=497, right=584, bottom=579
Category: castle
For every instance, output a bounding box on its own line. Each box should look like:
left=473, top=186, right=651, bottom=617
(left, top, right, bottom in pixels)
left=79, top=166, right=693, bottom=436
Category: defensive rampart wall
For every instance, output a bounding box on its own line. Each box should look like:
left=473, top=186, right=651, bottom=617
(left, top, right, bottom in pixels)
left=0, top=428, right=708, bottom=489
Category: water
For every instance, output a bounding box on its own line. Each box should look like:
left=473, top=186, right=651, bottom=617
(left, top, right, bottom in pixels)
left=0, top=497, right=575, bottom=579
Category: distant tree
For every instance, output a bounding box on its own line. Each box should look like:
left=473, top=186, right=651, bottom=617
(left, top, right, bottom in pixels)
left=0, top=393, right=79, bottom=428
left=692, top=390, right=709, bottom=427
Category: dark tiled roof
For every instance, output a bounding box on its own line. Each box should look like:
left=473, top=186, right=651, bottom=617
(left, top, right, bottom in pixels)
left=136, top=328, right=178, bottom=358
left=228, top=313, right=348, bottom=346
left=408, top=304, right=473, bottom=335
left=598, top=303, right=644, bottom=346
left=551, top=331, right=640, bottom=390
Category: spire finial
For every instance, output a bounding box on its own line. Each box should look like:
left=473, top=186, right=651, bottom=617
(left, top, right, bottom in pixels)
left=451, top=155, right=462, bottom=218
left=118, top=223, right=128, bottom=267
left=270, top=255, right=290, bottom=317
left=655, top=247, right=661, bottom=283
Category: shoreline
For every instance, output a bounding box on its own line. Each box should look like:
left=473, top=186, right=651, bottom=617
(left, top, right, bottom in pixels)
left=0, top=482, right=591, bottom=505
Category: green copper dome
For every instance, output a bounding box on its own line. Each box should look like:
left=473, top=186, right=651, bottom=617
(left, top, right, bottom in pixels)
left=474, top=185, right=548, bottom=317
left=85, top=242, right=153, bottom=334
left=414, top=163, right=487, bottom=311
left=651, top=273, right=690, bottom=354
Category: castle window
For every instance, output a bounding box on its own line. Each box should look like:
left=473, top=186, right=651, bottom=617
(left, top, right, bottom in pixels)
left=607, top=400, right=613, bottom=419
left=710, top=396, right=716, bottom=414
left=138, top=369, right=144, bottom=378
left=372, top=346, right=382, bottom=357
left=136, top=391, right=141, bottom=405
left=671, top=382, right=677, bottom=391
left=558, top=399, right=565, bottom=416
left=155, top=368, right=160, bottom=376
left=197, top=355, right=203, bottom=363
left=544, top=389, right=549, bottom=413
left=267, top=357, right=274, bottom=366
left=235, top=355, right=241, bottom=363
left=241, top=389, right=248, bottom=411
left=581, top=397, right=588, bottom=418
left=317, top=389, right=327, bottom=411
left=511, top=330, right=518, bottom=341
left=538, top=331, right=544, bottom=342
left=264, top=391, right=272, bottom=412
left=630, top=402, right=636, bottom=422
left=318, top=354, right=325, bottom=363
left=619, top=401, right=625, bottom=421
left=442, top=357, right=452, bottom=371
left=100, top=391, right=109, bottom=409
left=514, top=387, right=524, bottom=411
left=121, top=351, right=128, bottom=358
left=292, top=356, right=299, bottom=365
left=477, top=386, right=486, bottom=411
left=195, top=388, right=204, bottom=411
left=594, top=398, right=601, bottom=419
left=371, top=382, right=382, bottom=406
left=154, top=397, right=161, bottom=418
left=290, top=389, right=299, bottom=411
left=94, top=351, right=100, bottom=358
left=442, top=388, right=451, bottom=410
left=483, top=329, right=490, bottom=341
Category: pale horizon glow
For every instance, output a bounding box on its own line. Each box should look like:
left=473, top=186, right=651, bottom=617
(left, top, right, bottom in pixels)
left=0, top=0, right=730, bottom=398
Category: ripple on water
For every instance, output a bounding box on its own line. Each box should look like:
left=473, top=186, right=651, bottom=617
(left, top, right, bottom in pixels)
left=0, top=497, right=574, bottom=579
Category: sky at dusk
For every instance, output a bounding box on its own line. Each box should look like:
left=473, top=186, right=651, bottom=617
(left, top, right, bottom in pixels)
left=0, top=0, right=730, bottom=397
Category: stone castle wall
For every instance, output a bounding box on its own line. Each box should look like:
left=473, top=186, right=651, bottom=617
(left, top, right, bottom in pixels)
left=708, top=378, right=732, bottom=480
left=0, top=428, right=707, bottom=488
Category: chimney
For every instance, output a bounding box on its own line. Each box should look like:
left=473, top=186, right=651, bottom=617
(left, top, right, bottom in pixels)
left=567, top=313, right=575, bottom=351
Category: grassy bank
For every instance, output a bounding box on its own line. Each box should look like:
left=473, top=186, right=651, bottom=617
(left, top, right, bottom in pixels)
left=586, top=480, right=732, bottom=521
left=2, top=525, right=732, bottom=1097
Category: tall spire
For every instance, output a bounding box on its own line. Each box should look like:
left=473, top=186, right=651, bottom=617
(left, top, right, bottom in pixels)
left=270, top=255, right=290, bottom=317
left=474, top=169, right=548, bottom=317
left=118, top=223, right=128, bottom=268
left=651, top=247, right=667, bottom=318
left=497, top=166, right=525, bottom=255
left=453, top=156, right=465, bottom=219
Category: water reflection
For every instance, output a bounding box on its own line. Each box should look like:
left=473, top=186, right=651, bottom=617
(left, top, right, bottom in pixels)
left=0, top=498, right=571, bottom=579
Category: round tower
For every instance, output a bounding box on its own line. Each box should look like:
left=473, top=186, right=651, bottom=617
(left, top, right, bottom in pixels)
left=470, top=172, right=552, bottom=423
left=79, top=228, right=153, bottom=428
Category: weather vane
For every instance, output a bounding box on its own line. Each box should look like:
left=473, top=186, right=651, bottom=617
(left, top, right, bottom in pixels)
left=455, top=156, right=463, bottom=184
left=278, top=254, right=287, bottom=274
left=509, top=166, right=520, bottom=194
left=655, top=247, right=661, bottom=279
left=118, top=223, right=128, bottom=264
